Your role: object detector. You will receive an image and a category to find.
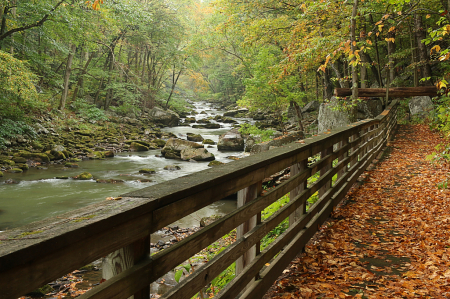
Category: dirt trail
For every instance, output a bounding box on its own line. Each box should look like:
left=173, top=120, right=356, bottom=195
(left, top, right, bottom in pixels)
left=265, top=124, right=450, bottom=298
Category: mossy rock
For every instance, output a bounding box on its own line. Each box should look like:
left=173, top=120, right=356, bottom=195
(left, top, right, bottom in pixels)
left=83, top=148, right=94, bottom=153
left=30, top=141, right=44, bottom=151
left=139, top=168, right=156, bottom=174
left=49, top=150, right=66, bottom=160
left=55, top=176, right=69, bottom=179
left=17, top=164, right=29, bottom=171
left=0, top=171, right=3, bottom=177
left=104, top=150, right=115, bottom=158
left=130, top=142, right=149, bottom=152
left=0, top=158, right=15, bottom=166
left=70, top=158, right=82, bottom=162
left=65, top=163, right=79, bottom=168
left=153, top=139, right=166, bottom=147
left=7, top=168, right=23, bottom=173
left=63, top=150, right=73, bottom=158
left=74, top=172, right=93, bottom=180
left=12, top=156, right=27, bottom=163
left=126, top=140, right=151, bottom=147
left=26, top=284, right=53, bottom=297
left=87, top=151, right=105, bottom=160
left=75, top=130, right=94, bottom=137
left=95, top=146, right=106, bottom=151
left=147, top=143, right=159, bottom=150
left=202, top=139, right=216, bottom=145
left=208, top=160, right=224, bottom=167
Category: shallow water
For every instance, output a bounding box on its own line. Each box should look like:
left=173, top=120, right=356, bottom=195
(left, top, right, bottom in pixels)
left=0, top=101, right=252, bottom=230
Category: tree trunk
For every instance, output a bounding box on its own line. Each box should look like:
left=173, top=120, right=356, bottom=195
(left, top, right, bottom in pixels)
left=323, top=68, right=333, bottom=100
left=415, top=14, right=432, bottom=85
left=387, top=30, right=396, bottom=85
left=350, top=0, right=358, bottom=122
left=59, top=45, right=76, bottom=111
left=71, top=52, right=94, bottom=102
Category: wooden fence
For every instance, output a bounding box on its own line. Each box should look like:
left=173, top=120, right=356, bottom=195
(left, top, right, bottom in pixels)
left=0, top=100, right=398, bottom=299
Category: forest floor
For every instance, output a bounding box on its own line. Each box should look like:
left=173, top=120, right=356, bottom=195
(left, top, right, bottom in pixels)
left=264, top=124, right=450, bottom=298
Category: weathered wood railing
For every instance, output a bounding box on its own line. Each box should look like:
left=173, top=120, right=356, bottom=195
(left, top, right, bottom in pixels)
left=0, top=100, right=398, bottom=299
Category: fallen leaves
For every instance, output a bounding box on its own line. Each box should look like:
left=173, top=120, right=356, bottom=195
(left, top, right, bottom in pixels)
left=266, top=125, right=450, bottom=298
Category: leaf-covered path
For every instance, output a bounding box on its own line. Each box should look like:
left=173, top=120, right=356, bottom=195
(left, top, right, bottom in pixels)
left=265, top=124, right=450, bottom=298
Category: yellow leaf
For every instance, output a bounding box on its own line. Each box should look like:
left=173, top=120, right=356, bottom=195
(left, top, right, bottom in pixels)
left=375, top=21, right=382, bottom=26
left=366, top=40, right=372, bottom=45
left=397, top=11, right=402, bottom=15
left=378, top=25, right=384, bottom=32
left=431, top=45, right=441, bottom=54
left=352, top=41, right=357, bottom=46
left=368, top=31, right=372, bottom=37
left=376, top=32, right=380, bottom=37
left=426, top=14, right=431, bottom=19
left=388, top=26, right=396, bottom=32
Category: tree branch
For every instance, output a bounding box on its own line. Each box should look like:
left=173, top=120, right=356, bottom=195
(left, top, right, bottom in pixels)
left=0, top=0, right=66, bottom=41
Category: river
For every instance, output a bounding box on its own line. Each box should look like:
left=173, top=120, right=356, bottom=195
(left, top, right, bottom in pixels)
left=0, top=101, right=253, bottom=231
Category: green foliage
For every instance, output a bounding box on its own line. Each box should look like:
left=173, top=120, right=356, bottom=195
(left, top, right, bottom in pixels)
left=238, top=123, right=274, bottom=143
left=71, top=99, right=108, bottom=121
left=0, top=51, right=40, bottom=120
left=0, top=119, right=36, bottom=149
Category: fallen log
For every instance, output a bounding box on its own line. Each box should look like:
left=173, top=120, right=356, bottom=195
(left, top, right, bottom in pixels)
left=334, top=86, right=438, bottom=98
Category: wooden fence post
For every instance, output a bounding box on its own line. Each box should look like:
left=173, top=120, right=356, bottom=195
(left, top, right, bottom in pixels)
left=102, top=235, right=150, bottom=299
left=289, top=159, right=307, bottom=226
left=319, top=146, right=333, bottom=198
left=338, top=139, right=348, bottom=180
left=236, top=181, right=262, bottom=275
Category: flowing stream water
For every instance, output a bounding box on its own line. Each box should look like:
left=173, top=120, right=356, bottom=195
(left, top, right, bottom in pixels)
left=0, top=101, right=253, bottom=231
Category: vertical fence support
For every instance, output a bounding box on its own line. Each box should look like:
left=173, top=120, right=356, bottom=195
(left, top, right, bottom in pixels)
left=319, top=146, right=333, bottom=198
left=338, top=139, right=348, bottom=179
left=102, top=235, right=150, bottom=299
left=289, top=159, right=307, bottom=226
left=236, top=181, right=262, bottom=276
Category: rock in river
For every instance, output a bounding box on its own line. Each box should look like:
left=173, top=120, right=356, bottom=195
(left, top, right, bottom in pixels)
left=180, top=148, right=215, bottom=161
left=148, top=107, right=180, bottom=127
left=161, top=138, right=204, bottom=159
left=217, top=128, right=244, bottom=151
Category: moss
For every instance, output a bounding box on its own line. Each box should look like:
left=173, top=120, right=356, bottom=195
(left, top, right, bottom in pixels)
left=130, top=142, right=149, bottom=152
left=16, top=163, right=29, bottom=170
left=26, top=284, right=53, bottom=297
left=208, top=160, right=224, bottom=167
left=87, top=151, right=105, bottom=160
left=153, top=139, right=167, bottom=147
left=0, top=171, right=3, bottom=177
left=71, top=214, right=96, bottom=222
left=64, top=163, right=79, bottom=168
left=74, top=172, right=93, bottom=180
left=18, top=230, right=43, bottom=238
left=203, top=139, right=216, bottom=145
left=70, top=158, right=82, bottom=162
left=7, top=168, right=23, bottom=173
left=12, top=156, right=27, bottom=163
left=18, top=152, right=50, bottom=163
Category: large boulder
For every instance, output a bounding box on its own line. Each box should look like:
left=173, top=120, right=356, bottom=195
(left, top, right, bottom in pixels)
left=223, top=110, right=239, bottom=117
left=148, top=107, right=180, bottom=127
left=161, top=138, right=204, bottom=159
left=302, top=100, right=320, bottom=113
left=187, top=133, right=204, bottom=142
left=357, top=98, right=383, bottom=119
left=317, top=97, right=351, bottom=133
left=180, top=148, right=215, bottom=161
left=409, top=96, right=433, bottom=116
left=217, top=128, right=245, bottom=151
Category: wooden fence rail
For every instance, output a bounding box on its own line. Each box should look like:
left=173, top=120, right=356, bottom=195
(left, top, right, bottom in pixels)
left=0, top=100, right=398, bottom=299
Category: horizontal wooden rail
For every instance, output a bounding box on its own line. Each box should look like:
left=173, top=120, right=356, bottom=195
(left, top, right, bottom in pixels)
left=0, top=100, right=398, bottom=299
